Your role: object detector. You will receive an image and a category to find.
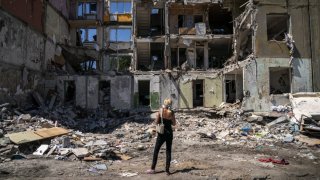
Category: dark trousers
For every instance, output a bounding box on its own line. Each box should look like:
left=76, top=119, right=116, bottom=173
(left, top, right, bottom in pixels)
left=151, top=132, right=173, bottom=172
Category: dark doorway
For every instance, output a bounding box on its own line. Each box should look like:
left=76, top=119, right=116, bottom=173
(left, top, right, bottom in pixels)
left=171, top=48, right=178, bottom=68
left=64, top=81, right=75, bottom=103
left=150, top=43, right=164, bottom=70
left=179, top=48, right=187, bottom=66
left=193, top=80, right=204, bottom=107
left=225, top=79, right=236, bottom=103
left=138, top=80, right=150, bottom=106
left=196, top=48, right=204, bottom=69
left=150, top=8, right=164, bottom=36
left=99, top=80, right=111, bottom=106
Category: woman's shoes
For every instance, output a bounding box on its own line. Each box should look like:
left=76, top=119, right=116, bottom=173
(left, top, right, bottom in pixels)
left=146, top=169, right=155, bottom=174
left=146, top=169, right=171, bottom=175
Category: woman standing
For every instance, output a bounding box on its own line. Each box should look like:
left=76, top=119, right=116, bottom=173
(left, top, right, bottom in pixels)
left=146, top=98, right=176, bottom=175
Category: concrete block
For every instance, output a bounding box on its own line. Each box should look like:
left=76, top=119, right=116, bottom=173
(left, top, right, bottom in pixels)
left=267, top=116, right=288, bottom=128
left=33, top=144, right=49, bottom=155
left=72, top=148, right=89, bottom=158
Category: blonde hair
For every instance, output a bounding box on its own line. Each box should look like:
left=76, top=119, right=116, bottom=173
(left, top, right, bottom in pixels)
left=163, top=98, right=172, bottom=106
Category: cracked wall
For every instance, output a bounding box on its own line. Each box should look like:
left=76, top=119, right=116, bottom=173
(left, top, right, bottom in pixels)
left=0, top=10, right=44, bottom=106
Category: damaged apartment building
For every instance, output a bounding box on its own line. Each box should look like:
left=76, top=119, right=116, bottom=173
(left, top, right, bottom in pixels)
left=0, top=0, right=320, bottom=112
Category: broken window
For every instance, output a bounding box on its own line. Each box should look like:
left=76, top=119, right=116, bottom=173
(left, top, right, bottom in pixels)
left=99, top=81, right=111, bottom=106
left=178, top=48, right=187, bottom=67
left=77, top=28, right=97, bottom=46
left=138, top=80, right=150, bottom=106
left=225, top=79, right=236, bottom=103
left=196, top=47, right=204, bottom=69
left=269, top=67, right=291, bottom=94
left=109, top=55, right=131, bottom=72
left=64, top=81, right=75, bottom=103
left=110, top=1, right=131, bottom=14
left=178, top=15, right=194, bottom=28
left=267, top=14, right=289, bottom=41
left=80, top=60, right=97, bottom=71
left=178, top=15, right=184, bottom=28
left=77, top=1, right=97, bottom=19
left=193, top=80, right=204, bottom=107
left=177, top=15, right=204, bottom=35
left=208, top=40, right=232, bottom=68
left=109, top=28, right=131, bottom=42
left=194, top=15, right=203, bottom=24
left=150, top=43, right=164, bottom=70
left=209, top=5, right=233, bottom=34
left=171, top=48, right=178, bottom=68
left=150, top=8, right=164, bottom=36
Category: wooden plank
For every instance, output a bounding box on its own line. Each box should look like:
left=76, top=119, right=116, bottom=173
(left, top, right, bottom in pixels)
left=34, top=127, right=69, bottom=138
left=296, top=135, right=320, bottom=146
left=7, top=131, right=42, bottom=144
left=7, top=127, right=69, bottom=144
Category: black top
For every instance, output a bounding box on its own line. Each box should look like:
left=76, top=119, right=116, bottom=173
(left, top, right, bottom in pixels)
left=162, top=118, right=173, bottom=134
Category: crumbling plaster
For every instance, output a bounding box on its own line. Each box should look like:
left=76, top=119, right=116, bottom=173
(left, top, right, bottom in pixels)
left=0, top=10, right=44, bottom=71
left=255, top=0, right=311, bottom=58
left=45, top=4, right=70, bottom=45
left=242, top=58, right=312, bottom=112
left=178, top=74, right=223, bottom=109
left=133, top=75, right=160, bottom=110
left=159, top=74, right=179, bottom=109
left=57, top=75, right=132, bottom=110
left=309, top=0, right=320, bottom=91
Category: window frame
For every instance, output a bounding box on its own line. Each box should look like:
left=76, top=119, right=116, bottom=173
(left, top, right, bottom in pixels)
left=78, top=28, right=97, bottom=43
left=77, top=1, right=98, bottom=18
left=266, top=13, right=290, bottom=41
left=110, top=0, right=132, bottom=14
left=269, top=67, right=291, bottom=95
left=109, top=55, right=132, bottom=71
left=109, top=28, right=132, bottom=42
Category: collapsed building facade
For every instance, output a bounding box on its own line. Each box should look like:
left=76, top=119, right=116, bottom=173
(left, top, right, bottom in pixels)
left=0, top=0, right=320, bottom=112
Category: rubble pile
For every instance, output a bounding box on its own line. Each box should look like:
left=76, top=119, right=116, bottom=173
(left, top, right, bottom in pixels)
left=0, top=101, right=157, bottom=163
left=175, top=113, right=299, bottom=148
left=0, top=98, right=319, bottom=168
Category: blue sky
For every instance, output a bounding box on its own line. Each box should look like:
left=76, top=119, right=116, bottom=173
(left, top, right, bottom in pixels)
left=110, top=28, right=131, bottom=42
left=80, top=29, right=97, bottom=42
left=110, top=2, right=131, bottom=14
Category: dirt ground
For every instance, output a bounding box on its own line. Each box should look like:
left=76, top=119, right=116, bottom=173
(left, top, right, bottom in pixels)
left=1, top=110, right=320, bottom=180
left=0, top=135, right=319, bottom=179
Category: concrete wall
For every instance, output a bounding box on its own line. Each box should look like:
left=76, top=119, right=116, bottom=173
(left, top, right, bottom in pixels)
left=179, top=74, right=223, bottom=108
left=242, top=58, right=312, bottom=112
left=0, top=10, right=44, bottom=106
left=309, top=0, right=320, bottom=91
left=0, top=0, right=44, bottom=32
left=45, top=4, right=70, bottom=44
left=48, top=0, right=69, bottom=19
left=255, top=0, right=311, bottom=59
left=57, top=75, right=132, bottom=110
left=133, top=75, right=160, bottom=110
left=0, top=10, right=44, bottom=71
left=159, top=74, right=179, bottom=109
left=0, top=63, right=41, bottom=107
left=204, top=76, right=223, bottom=107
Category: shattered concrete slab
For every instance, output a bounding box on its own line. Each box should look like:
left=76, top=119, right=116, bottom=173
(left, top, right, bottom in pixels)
left=290, top=93, right=320, bottom=123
